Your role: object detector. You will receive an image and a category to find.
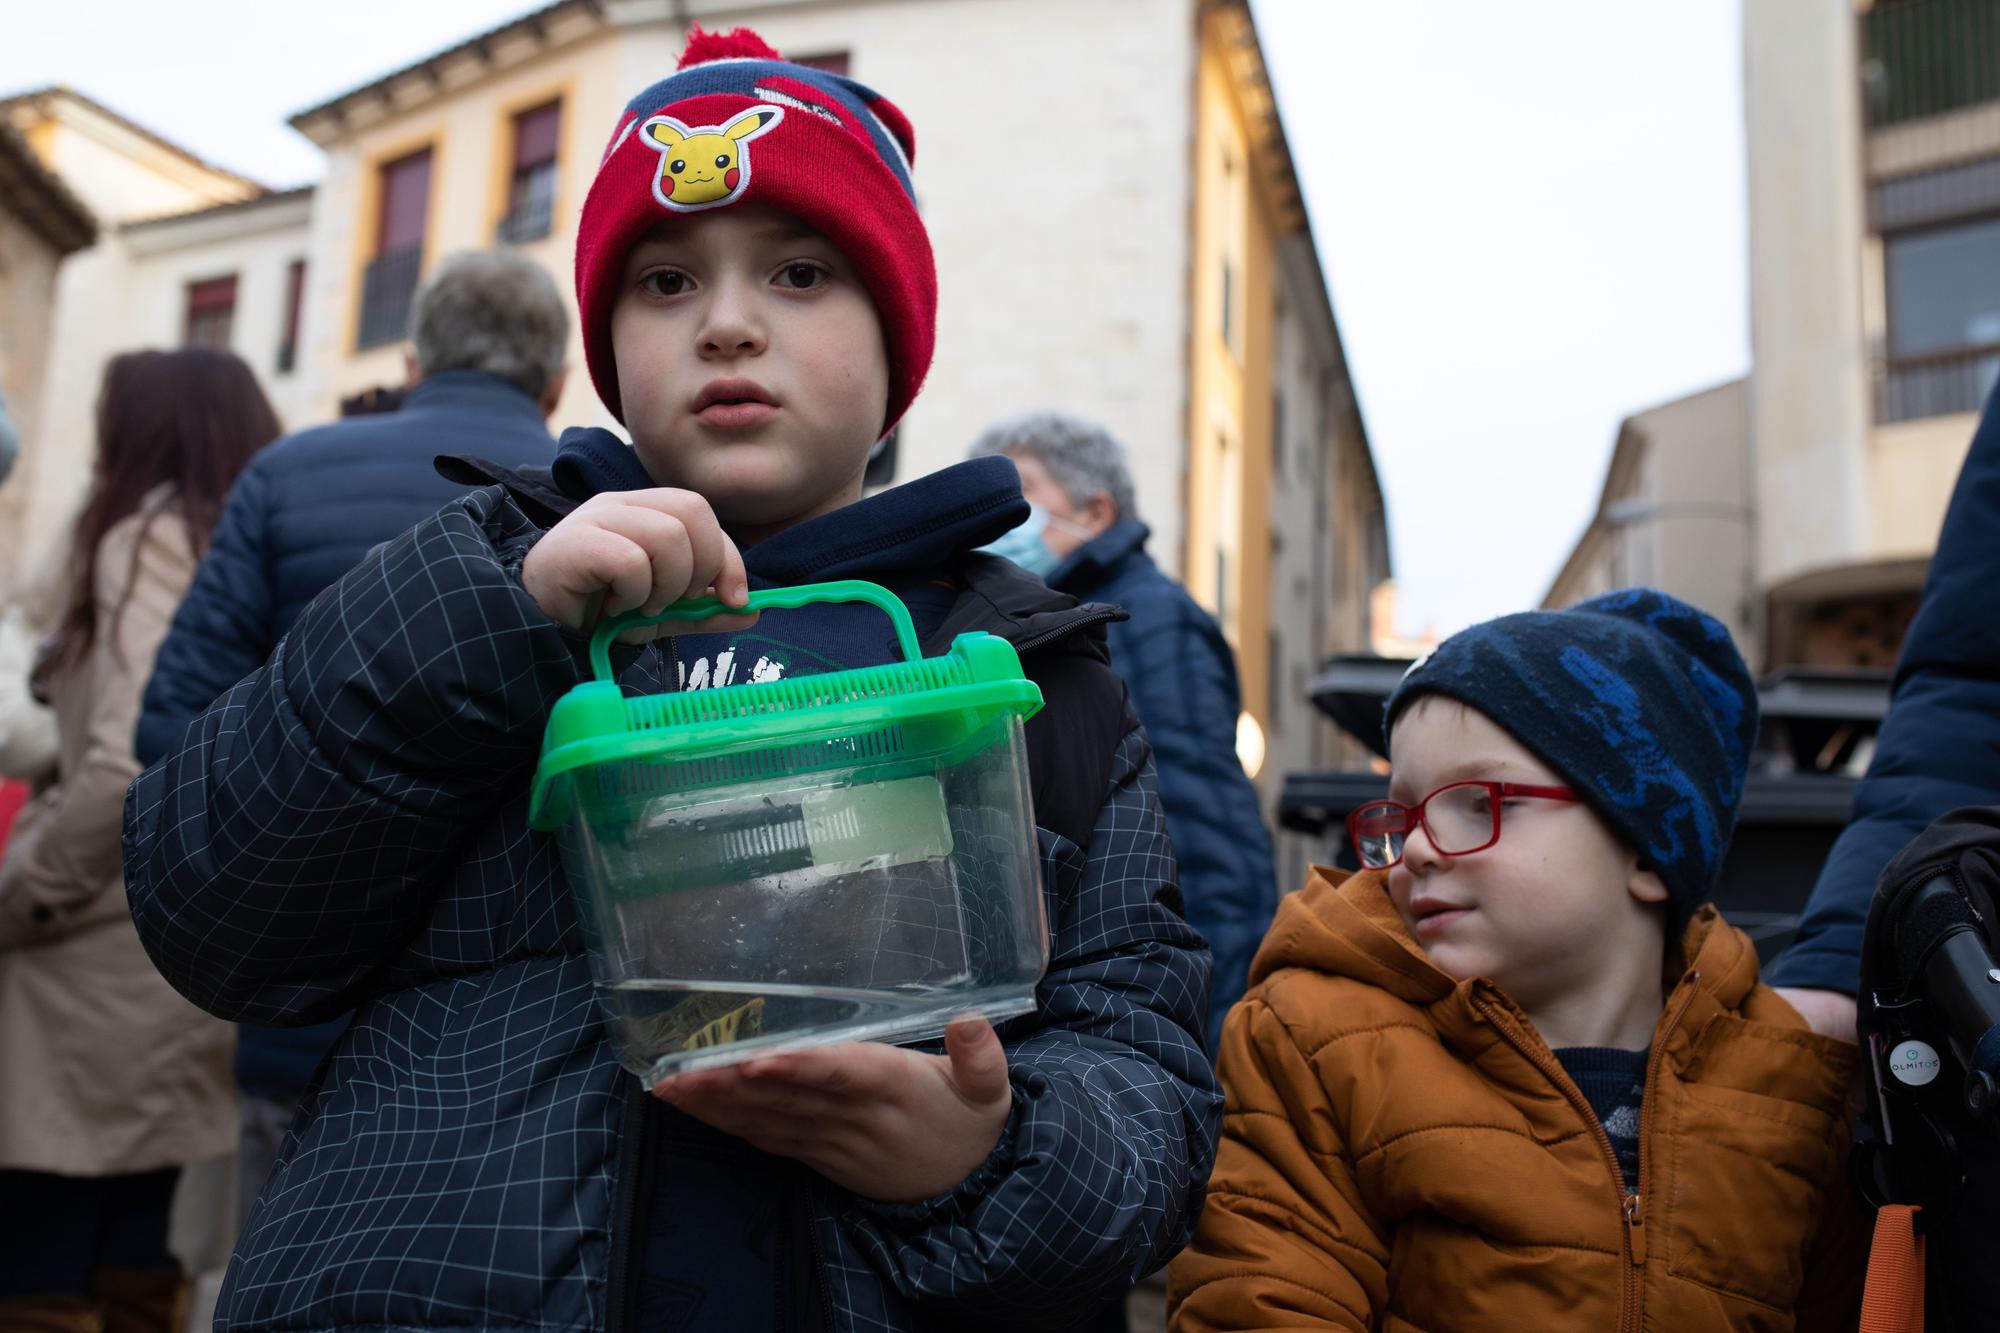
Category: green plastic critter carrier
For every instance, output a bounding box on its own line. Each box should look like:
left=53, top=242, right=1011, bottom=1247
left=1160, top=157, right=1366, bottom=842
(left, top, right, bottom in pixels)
left=529, top=580, right=1050, bottom=1081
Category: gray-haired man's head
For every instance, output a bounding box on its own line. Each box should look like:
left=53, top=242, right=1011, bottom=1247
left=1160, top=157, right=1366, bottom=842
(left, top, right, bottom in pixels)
left=409, top=251, right=570, bottom=407
left=968, top=412, right=1138, bottom=566
left=969, top=412, right=1137, bottom=519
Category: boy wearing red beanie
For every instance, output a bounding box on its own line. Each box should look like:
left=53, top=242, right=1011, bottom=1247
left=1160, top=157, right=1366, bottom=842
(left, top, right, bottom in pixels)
left=125, top=28, right=1219, bottom=1333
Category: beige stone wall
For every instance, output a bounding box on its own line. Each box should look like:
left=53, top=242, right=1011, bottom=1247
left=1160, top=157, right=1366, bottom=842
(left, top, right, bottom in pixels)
left=0, top=209, right=64, bottom=596
left=1640, top=380, right=1754, bottom=648
left=305, top=0, right=1202, bottom=571
left=1868, top=411, right=1979, bottom=557
left=1543, top=380, right=1753, bottom=657
left=1743, top=0, right=1872, bottom=594
left=1743, top=0, right=1982, bottom=626
left=298, top=18, right=627, bottom=429
left=121, top=196, right=316, bottom=434
left=8, top=99, right=265, bottom=578
left=682, top=0, right=1200, bottom=568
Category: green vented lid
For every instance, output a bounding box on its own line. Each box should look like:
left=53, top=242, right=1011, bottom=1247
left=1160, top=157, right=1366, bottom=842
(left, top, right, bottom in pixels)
left=527, top=579, right=1043, bottom=829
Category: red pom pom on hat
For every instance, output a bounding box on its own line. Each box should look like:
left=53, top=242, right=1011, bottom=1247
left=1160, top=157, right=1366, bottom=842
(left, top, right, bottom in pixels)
left=677, top=25, right=783, bottom=69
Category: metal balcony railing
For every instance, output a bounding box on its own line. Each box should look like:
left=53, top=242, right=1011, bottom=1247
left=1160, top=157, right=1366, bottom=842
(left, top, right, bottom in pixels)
left=496, top=195, right=555, bottom=245
left=1874, top=341, right=2000, bottom=421
left=1863, top=0, right=2000, bottom=127
left=356, top=245, right=423, bottom=350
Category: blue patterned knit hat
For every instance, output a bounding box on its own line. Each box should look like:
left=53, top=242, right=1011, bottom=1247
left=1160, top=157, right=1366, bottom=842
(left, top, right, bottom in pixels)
left=1384, top=588, right=1758, bottom=927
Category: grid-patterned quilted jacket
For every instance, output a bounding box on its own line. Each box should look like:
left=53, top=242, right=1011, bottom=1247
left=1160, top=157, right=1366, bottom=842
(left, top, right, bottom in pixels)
left=122, top=471, right=1220, bottom=1333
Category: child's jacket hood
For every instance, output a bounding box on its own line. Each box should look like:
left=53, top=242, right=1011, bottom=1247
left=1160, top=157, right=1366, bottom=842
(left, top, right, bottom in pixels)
left=1169, top=866, right=1867, bottom=1333
left=549, top=426, right=1027, bottom=582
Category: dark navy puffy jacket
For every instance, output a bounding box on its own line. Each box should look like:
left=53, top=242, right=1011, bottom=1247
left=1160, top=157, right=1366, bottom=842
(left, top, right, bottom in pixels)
left=1047, top=519, right=1278, bottom=1050
left=1772, top=379, right=2000, bottom=995
left=134, top=369, right=555, bottom=1095
left=122, top=462, right=1218, bottom=1333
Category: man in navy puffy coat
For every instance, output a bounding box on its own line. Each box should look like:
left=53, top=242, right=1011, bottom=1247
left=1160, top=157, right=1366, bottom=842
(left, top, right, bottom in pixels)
left=972, top=413, right=1278, bottom=1049
left=1771, top=379, right=2000, bottom=1041
left=133, top=249, right=566, bottom=1218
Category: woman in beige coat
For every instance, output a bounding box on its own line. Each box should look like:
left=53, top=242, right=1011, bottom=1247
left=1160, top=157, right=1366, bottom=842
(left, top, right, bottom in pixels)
left=0, top=348, right=277, bottom=1333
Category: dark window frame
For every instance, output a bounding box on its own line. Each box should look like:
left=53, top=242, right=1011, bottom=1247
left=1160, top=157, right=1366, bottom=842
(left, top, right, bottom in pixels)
left=358, top=146, right=434, bottom=350
left=184, top=273, right=238, bottom=348
left=498, top=99, right=563, bottom=244
left=1876, top=201, right=2000, bottom=422
left=791, top=51, right=851, bottom=75
left=276, top=258, right=306, bottom=374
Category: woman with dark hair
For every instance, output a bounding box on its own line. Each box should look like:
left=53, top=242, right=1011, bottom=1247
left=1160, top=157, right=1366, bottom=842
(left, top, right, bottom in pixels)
left=0, top=347, right=278, bottom=1332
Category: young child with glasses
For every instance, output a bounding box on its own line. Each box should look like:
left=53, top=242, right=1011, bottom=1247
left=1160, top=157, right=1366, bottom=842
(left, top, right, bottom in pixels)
left=1168, top=589, right=1867, bottom=1332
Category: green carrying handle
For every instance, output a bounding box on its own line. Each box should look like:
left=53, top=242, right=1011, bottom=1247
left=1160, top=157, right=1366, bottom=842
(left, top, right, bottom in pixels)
left=588, top=579, right=921, bottom=681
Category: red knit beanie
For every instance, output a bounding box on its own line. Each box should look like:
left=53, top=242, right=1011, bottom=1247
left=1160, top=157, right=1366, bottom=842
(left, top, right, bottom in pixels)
left=574, top=27, right=936, bottom=435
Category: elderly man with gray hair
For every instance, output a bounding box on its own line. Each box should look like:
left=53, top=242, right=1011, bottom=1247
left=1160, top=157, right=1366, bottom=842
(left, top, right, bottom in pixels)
left=134, top=249, right=568, bottom=1226
left=972, top=412, right=1277, bottom=1050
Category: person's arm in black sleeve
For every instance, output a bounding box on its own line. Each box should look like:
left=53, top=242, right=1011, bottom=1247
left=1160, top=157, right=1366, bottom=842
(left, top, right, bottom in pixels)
left=1771, top=380, right=2000, bottom=1022
left=1116, top=589, right=1277, bottom=1050
left=135, top=458, right=277, bottom=766
left=123, top=485, right=591, bottom=1025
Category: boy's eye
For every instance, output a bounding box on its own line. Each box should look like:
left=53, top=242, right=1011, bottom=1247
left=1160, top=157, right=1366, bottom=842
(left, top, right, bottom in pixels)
left=640, top=270, right=690, bottom=297
left=778, top=262, right=826, bottom=290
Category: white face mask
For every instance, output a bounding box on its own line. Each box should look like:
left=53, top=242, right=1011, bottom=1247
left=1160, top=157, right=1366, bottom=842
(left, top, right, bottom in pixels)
left=978, top=504, right=1095, bottom=578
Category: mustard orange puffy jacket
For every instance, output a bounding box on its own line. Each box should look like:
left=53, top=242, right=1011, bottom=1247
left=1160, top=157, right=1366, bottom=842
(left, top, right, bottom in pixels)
left=1168, top=867, right=1866, bottom=1333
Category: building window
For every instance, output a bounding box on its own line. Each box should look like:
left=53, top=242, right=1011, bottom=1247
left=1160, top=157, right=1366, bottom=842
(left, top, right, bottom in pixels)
left=358, top=147, right=432, bottom=350
left=1880, top=214, right=2000, bottom=422
left=1221, top=258, right=1238, bottom=358
left=276, top=259, right=306, bottom=374
left=1268, top=627, right=1284, bottom=731
left=184, top=275, right=238, bottom=348
left=499, top=100, right=562, bottom=244
left=1272, top=388, right=1286, bottom=480
left=791, top=51, right=850, bottom=75
left=1862, top=0, right=2000, bottom=128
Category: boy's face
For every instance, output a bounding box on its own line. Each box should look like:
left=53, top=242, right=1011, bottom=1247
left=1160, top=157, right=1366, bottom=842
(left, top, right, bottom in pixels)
left=1384, top=697, right=1669, bottom=1013
left=610, top=204, right=890, bottom=538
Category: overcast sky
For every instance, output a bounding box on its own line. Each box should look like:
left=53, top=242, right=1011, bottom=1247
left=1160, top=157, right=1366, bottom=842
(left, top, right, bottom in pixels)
left=3, top=0, right=1750, bottom=639
left=1251, top=0, right=1750, bottom=637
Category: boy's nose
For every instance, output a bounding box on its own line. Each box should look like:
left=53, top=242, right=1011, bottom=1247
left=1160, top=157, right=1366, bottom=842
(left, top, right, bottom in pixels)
left=697, top=279, right=767, bottom=358
left=1400, top=821, right=1448, bottom=874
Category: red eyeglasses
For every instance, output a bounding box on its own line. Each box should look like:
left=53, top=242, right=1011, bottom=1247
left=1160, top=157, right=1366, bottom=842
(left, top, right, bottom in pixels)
left=1346, top=780, right=1580, bottom=870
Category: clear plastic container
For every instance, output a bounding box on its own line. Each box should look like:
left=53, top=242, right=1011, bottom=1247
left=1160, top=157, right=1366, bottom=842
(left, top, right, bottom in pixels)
left=529, top=581, right=1049, bottom=1081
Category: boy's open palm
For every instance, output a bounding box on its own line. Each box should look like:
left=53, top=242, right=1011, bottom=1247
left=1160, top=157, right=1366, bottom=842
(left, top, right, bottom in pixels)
left=653, top=1017, right=1015, bottom=1204
left=522, top=489, right=757, bottom=640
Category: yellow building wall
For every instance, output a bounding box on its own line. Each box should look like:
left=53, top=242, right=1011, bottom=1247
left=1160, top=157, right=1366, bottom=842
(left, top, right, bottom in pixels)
left=1188, top=9, right=1277, bottom=730
left=301, top=25, right=629, bottom=428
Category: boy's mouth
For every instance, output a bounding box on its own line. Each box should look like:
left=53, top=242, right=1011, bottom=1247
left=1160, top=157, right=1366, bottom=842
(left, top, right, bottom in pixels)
left=1408, top=896, right=1473, bottom=939
left=693, top=378, right=780, bottom=429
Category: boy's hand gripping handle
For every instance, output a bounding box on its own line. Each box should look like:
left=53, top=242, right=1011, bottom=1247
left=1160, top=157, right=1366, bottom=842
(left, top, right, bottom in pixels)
left=588, top=579, right=921, bottom=681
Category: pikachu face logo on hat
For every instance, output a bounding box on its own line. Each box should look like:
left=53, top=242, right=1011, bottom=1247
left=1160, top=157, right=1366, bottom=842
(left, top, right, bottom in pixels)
left=641, top=105, right=784, bottom=211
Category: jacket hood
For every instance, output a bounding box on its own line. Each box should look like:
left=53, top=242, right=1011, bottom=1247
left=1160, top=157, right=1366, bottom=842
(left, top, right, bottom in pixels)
left=548, top=427, right=1028, bottom=583
left=433, top=449, right=1120, bottom=663
left=1256, top=867, right=1761, bottom=1024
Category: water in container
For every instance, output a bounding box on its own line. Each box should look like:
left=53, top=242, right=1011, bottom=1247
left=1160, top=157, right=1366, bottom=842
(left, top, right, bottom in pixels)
left=530, top=581, right=1050, bottom=1082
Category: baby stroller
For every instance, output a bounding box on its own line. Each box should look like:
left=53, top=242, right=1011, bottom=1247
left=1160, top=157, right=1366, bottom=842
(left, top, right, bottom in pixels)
left=1853, top=806, right=2000, bottom=1330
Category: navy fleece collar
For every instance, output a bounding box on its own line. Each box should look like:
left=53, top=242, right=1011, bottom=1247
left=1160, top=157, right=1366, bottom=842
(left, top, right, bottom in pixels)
left=1048, top=517, right=1151, bottom=593
left=404, top=369, right=546, bottom=422
left=549, top=426, right=1030, bottom=584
